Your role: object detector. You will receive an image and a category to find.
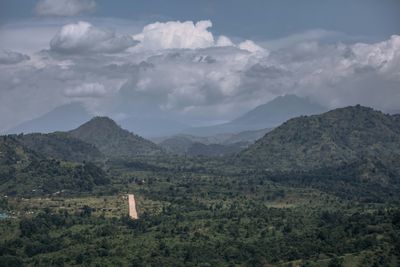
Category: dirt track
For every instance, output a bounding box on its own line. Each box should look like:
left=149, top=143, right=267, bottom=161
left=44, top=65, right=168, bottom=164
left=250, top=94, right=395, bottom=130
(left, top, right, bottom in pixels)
left=128, top=194, right=138, bottom=219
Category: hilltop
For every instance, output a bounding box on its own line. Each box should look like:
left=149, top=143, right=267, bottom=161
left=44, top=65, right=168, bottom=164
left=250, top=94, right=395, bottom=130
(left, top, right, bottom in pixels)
left=239, top=105, right=400, bottom=176
left=69, top=117, right=163, bottom=158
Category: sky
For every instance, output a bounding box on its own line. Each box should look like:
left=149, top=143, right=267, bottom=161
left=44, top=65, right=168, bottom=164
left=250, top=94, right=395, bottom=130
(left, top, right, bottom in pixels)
left=0, top=0, right=399, bottom=131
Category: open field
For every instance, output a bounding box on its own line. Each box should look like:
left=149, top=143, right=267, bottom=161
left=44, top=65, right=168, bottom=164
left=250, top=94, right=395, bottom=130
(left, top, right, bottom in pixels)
left=128, top=194, right=138, bottom=219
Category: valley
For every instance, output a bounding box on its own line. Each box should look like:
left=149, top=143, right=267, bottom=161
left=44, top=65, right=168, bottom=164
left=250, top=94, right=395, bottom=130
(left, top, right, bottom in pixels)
left=1, top=105, right=400, bottom=266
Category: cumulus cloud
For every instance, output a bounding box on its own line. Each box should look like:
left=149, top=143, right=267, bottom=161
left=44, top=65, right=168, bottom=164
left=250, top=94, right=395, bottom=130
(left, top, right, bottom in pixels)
left=50, top=21, right=138, bottom=54
left=350, top=35, right=400, bottom=74
left=132, top=20, right=215, bottom=50
left=64, top=82, right=107, bottom=97
left=132, top=20, right=265, bottom=53
left=35, top=0, right=96, bottom=16
left=216, top=36, right=235, bottom=47
left=0, top=49, right=30, bottom=64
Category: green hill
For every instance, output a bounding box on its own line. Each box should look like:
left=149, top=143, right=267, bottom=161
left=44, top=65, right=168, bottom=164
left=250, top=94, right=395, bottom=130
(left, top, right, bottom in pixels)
left=239, top=105, right=400, bottom=178
left=15, top=132, right=103, bottom=162
left=0, top=136, right=109, bottom=196
left=69, top=117, right=163, bottom=158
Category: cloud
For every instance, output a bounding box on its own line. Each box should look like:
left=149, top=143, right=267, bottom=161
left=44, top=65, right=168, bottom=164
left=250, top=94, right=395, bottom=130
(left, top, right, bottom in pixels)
left=132, top=20, right=266, bottom=53
left=132, top=20, right=215, bottom=50
left=1, top=19, right=400, bottom=131
left=35, top=0, right=96, bottom=16
left=64, top=82, right=107, bottom=97
left=350, top=35, right=400, bottom=74
left=263, top=29, right=347, bottom=50
left=238, top=40, right=266, bottom=53
left=216, top=36, right=234, bottom=47
left=50, top=21, right=138, bottom=54
left=0, top=49, right=30, bottom=64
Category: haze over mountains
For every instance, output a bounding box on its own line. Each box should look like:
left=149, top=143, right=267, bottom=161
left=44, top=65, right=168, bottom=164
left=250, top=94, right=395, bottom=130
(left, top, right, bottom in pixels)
left=6, top=103, right=400, bottom=173
left=7, top=95, right=327, bottom=139
left=7, top=103, right=92, bottom=134
left=4, top=94, right=331, bottom=157
left=7, top=97, right=398, bottom=168
left=8, top=94, right=400, bottom=168
left=183, top=95, right=327, bottom=136
left=157, top=94, right=326, bottom=155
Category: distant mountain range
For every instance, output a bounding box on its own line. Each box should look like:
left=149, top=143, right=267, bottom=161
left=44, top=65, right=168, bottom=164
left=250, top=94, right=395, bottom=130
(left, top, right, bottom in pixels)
left=7, top=95, right=326, bottom=139
left=238, top=105, right=400, bottom=182
left=183, top=94, right=327, bottom=136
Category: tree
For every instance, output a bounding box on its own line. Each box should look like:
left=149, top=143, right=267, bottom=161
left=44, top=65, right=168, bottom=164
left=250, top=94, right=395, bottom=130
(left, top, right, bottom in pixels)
left=328, top=257, right=343, bottom=267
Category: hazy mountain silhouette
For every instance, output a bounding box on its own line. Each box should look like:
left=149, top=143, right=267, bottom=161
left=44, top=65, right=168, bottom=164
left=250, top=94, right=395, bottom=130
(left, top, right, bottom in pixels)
left=183, top=95, right=326, bottom=136
left=8, top=103, right=91, bottom=134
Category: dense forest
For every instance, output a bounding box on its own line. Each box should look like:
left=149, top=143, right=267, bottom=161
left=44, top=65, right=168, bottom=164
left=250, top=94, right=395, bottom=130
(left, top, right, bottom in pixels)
left=1, top=106, right=400, bottom=266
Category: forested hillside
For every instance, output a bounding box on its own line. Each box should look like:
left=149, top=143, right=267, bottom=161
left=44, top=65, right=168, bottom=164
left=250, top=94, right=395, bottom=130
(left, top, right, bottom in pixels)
left=239, top=105, right=400, bottom=174
left=69, top=117, right=164, bottom=158
left=16, top=132, right=103, bottom=162
left=0, top=136, right=109, bottom=196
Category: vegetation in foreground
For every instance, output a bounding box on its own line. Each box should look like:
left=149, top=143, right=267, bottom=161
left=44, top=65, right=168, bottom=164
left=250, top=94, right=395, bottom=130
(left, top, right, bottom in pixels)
left=1, top=156, right=400, bottom=266
left=1, top=106, right=400, bottom=266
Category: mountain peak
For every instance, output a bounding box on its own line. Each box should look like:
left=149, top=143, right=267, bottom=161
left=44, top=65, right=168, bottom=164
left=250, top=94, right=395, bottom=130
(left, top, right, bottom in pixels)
left=82, top=116, right=119, bottom=128
left=69, top=117, right=163, bottom=157
left=90, top=116, right=116, bottom=123
left=70, top=116, right=122, bottom=139
left=273, top=94, right=305, bottom=102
